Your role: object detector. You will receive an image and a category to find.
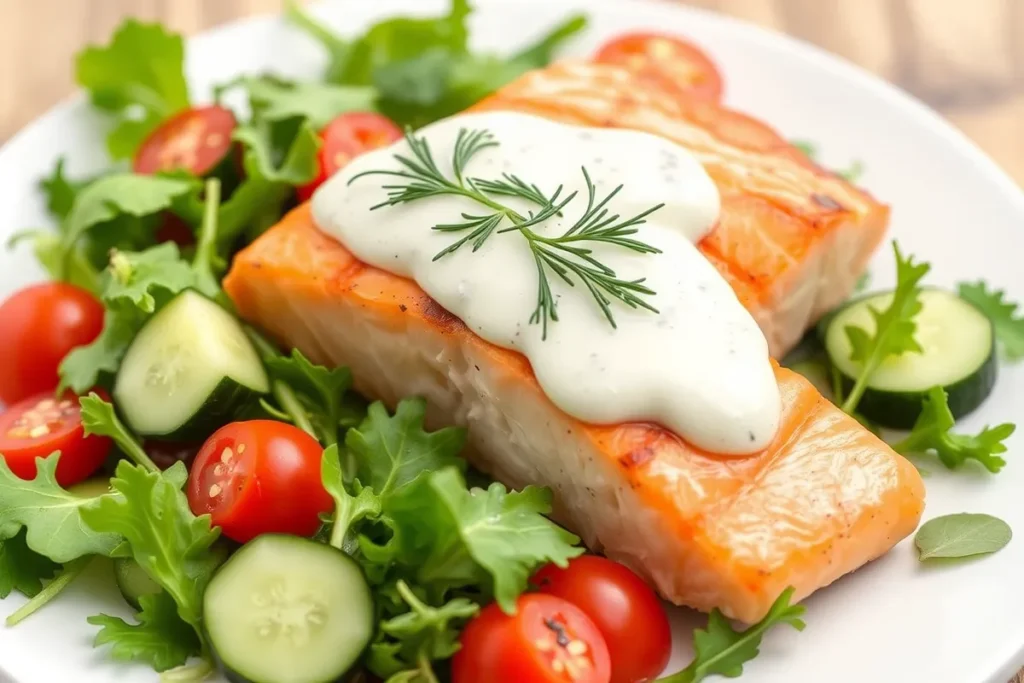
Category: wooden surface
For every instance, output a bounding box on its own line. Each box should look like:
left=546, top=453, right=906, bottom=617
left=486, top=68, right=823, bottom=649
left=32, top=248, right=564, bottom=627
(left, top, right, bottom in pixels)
left=0, top=0, right=1021, bottom=680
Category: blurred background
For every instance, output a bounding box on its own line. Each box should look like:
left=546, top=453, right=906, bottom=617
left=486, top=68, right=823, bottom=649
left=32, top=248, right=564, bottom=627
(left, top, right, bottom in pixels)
left=2, top=0, right=1023, bottom=183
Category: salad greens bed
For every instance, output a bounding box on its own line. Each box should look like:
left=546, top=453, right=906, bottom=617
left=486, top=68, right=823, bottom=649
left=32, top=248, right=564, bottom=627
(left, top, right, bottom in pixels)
left=0, top=2, right=1023, bottom=682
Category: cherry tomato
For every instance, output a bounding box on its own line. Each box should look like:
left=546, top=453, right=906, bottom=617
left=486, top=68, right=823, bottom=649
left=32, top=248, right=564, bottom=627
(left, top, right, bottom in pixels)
left=186, top=420, right=332, bottom=543
left=133, top=105, right=237, bottom=176
left=0, top=391, right=112, bottom=487
left=453, top=594, right=611, bottom=683
left=0, top=283, right=104, bottom=405
left=296, top=112, right=403, bottom=202
left=595, top=33, right=723, bottom=101
left=534, top=556, right=672, bottom=683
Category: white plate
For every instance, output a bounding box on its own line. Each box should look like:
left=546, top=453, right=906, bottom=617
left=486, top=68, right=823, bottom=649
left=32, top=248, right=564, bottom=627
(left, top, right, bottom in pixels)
left=2, top=1, right=1023, bottom=681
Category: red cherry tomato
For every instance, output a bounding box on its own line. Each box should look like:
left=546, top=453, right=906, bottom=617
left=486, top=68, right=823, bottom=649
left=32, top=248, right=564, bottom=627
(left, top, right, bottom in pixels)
left=595, top=33, right=723, bottom=101
left=0, top=283, right=104, bottom=405
left=0, top=391, right=112, bottom=487
left=534, top=556, right=672, bottom=683
left=296, top=112, right=403, bottom=202
left=186, top=420, right=332, bottom=543
left=133, top=105, right=237, bottom=176
left=453, top=594, right=611, bottom=683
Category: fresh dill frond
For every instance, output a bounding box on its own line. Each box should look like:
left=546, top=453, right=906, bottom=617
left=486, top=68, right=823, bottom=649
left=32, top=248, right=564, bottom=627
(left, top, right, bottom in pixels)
left=348, top=127, right=665, bottom=338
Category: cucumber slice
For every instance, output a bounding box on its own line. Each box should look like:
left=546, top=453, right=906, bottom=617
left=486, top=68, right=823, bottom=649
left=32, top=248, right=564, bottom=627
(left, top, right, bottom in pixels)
left=114, top=290, right=270, bottom=440
left=204, top=535, right=374, bottom=683
left=113, top=558, right=161, bottom=611
left=825, top=288, right=997, bottom=428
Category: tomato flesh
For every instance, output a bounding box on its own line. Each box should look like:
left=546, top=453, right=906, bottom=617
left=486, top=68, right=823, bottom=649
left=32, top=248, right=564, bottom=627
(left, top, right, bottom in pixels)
left=453, top=594, right=611, bottom=683
left=0, top=391, right=112, bottom=487
left=0, top=282, right=104, bottom=405
left=133, top=105, right=237, bottom=176
left=186, top=420, right=332, bottom=543
left=534, top=556, right=672, bottom=683
left=595, top=33, right=723, bottom=101
left=296, top=112, right=403, bottom=202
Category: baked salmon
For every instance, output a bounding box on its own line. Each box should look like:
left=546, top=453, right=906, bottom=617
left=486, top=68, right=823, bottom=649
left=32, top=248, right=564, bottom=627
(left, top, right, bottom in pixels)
left=469, top=61, right=889, bottom=357
left=224, top=203, right=925, bottom=622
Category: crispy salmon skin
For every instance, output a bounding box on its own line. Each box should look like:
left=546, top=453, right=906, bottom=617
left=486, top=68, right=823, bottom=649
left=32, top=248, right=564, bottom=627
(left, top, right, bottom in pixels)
left=224, top=205, right=925, bottom=622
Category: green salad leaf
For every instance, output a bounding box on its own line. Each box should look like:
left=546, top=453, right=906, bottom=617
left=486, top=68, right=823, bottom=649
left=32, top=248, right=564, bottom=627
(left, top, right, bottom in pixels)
left=88, top=592, right=201, bottom=672
left=840, top=242, right=929, bottom=414
left=390, top=467, right=582, bottom=611
left=914, top=513, right=1012, bottom=560
left=368, top=580, right=479, bottom=680
left=348, top=399, right=466, bottom=507
left=663, top=587, right=806, bottom=683
left=0, top=531, right=60, bottom=599
left=75, top=20, right=190, bottom=159
left=893, top=386, right=1014, bottom=473
left=322, top=444, right=382, bottom=548
left=58, top=311, right=138, bottom=393
left=958, top=281, right=1024, bottom=361
left=226, top=76, right=378, bottom=128
left=0, top=454, right=122, bottom=563
left=80, top=460, right=221, bottom=654
left=105, top=244, right=195, bottom=313
left=40, top=158, right=96, bottom=221
left=265, top=349, right=354, bottom=446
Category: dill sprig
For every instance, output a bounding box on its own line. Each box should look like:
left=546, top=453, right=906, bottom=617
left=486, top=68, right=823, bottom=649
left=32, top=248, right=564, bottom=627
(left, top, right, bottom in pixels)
left=348, top=127, right=664, bottom=338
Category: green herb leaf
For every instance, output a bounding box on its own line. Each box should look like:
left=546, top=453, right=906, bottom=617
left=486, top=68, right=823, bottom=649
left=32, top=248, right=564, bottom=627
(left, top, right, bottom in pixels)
left=840, top=242, right=929, bottom=414
left=79, top=394, right=161, bottom=472
left=390, top=467, right=582, bottom=611
left=666, top=587, right=806, bottom=683
left=348, top=399, right=466, bottom=507
left=322, top=444, right=382, bottom=549
left=957, top=281, right=1024, bottom=361
left=39, top=158, right=100, bottom=222
left=0, top=454, right=122, bottom=563
left=0, top=530, right=60, bottom=599
left=75, top=20, right=189, bottom=159
left=58, top=310, right=138, bottom=393
left=266, top=349, right=354, bottom=446
left=6, top=230, right=102, bottom=295
left=88, top=592, right=201, bottom=672
left=105, top=244, right=194, bottom=313
left=80, top=460, right=220, bottom=648
left=229, top=76, right=378, bottom=128
left=892, top=386, right=1014, bottom=473
left=368, top=580, right=479, bottom=680
left=914, top=513, right=1012, bottom=560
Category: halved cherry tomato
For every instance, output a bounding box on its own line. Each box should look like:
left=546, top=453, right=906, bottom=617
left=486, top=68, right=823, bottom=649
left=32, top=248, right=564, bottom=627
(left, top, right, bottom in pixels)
left=296, top=112, right=403, bottom=202
left=186, top=420, right=332, bottom=543
left=453, top=594, right=611, bottom=683
left=534, top=556, right=672, bottom=683
left=133, top=105, right=237, bottom=176
left=0, top=283, right=104, bottom=405
left=595, top=33, right=723, bottom=101
left=0, top=391, right=112, bottom=487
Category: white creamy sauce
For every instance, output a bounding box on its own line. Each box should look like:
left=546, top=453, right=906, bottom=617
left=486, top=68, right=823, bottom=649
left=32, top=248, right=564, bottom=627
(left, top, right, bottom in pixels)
left=312, top=112, right=780, bottom=454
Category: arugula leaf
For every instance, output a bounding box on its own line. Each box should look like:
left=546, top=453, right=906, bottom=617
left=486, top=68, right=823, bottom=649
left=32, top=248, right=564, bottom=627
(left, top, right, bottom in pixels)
left=6, top=230, right=102, bottom=295
left=914, top=513, right=1012, bottom=560
left=105, top=244, right=194, bottom=313
left=390, top=467, right=582, bottom=611
left=663, top=587, right=806, bottom=683
left=0, top=530, right=60, bottom=599
left=348, top=399, right=466, bottom=507
left=0, top=454, right=121, bottom=562
left=39, top=158, right=101, bottom=222
left=80, top=460, right=221, bottom=650
left=75, top=20, right=189, bottom=159
left=88, top=592, right=201, bottom=672
left=5, top=557, right=91, bottom=627
left=958, top=281, right=1024, bottom=361
left=228, top=76, right=378, bottom=128
left=266, top=349, right=354, bottom=446
left=840, top=242, right=929, bottom=414
left=58, top=310, right=138, bottom=393
left=322, top=444, right=382, bottom=548
left=368, top=580, right=479, bottom=680
left=892, top=386, right=1014, bottom=473
left=80, top=394, right=161, bottom=472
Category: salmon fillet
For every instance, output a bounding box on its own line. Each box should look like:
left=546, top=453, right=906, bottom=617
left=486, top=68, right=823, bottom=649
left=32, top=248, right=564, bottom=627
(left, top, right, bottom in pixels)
left=224, top=205, right=925, bottom=622
left=468, top=61, right=890, bottom=357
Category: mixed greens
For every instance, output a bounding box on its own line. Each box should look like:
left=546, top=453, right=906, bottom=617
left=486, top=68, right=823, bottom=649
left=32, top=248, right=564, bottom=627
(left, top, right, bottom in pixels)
left=0, top=2, right=1021, bottom=683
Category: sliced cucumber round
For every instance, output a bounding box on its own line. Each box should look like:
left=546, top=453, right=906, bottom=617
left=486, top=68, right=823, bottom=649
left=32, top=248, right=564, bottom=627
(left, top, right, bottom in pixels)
left=204, top=535, right=374, bottom=683
left=825, top=288, right=996, bottom=428
left=113, top=558, right=161, bottom=611
left=114, top=290, right=270, bottom=441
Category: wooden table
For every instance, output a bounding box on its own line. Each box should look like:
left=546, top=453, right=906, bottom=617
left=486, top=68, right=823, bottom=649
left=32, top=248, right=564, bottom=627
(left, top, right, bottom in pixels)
left=1, top=1, right=1021, bottom=681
